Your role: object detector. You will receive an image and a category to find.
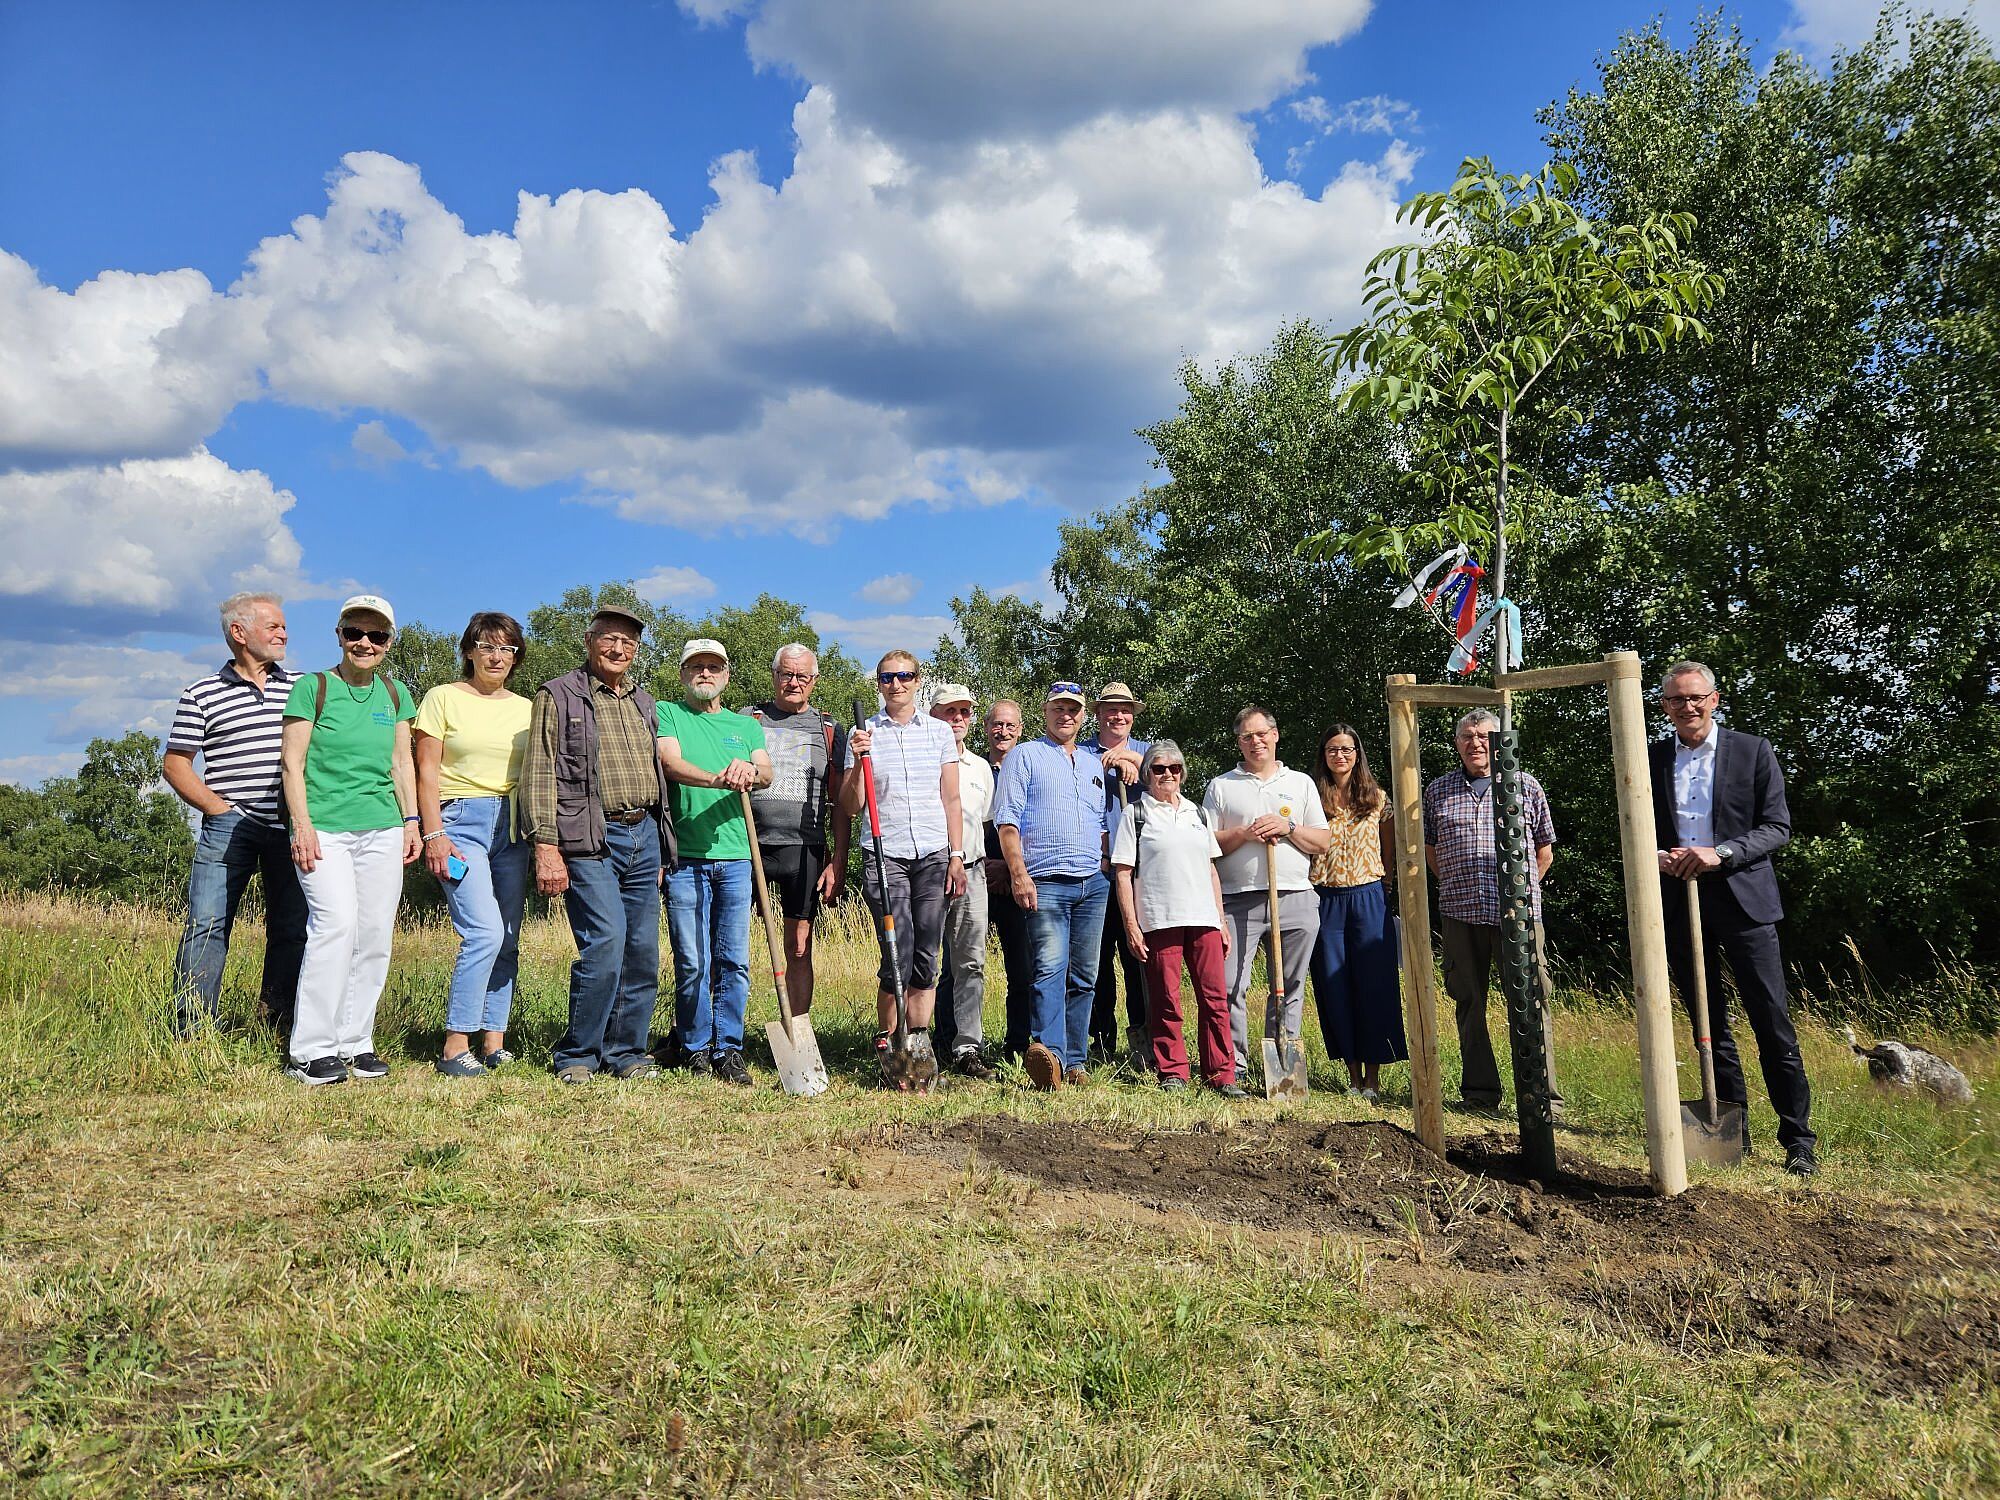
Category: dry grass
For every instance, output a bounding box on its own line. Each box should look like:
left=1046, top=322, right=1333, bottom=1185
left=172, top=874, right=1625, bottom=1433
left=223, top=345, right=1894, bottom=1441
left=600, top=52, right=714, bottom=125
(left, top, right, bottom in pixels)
left=1, top=891, right=1996, bottom=1496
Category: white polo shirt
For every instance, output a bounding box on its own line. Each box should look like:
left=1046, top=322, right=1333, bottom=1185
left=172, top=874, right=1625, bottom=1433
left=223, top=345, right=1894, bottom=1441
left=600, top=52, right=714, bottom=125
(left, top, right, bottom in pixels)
left=1110, top=793, right=1224, bottom=932
left=954, top=745, right=994, bottom=849
left=1202, top=762, right=1327, bottom=896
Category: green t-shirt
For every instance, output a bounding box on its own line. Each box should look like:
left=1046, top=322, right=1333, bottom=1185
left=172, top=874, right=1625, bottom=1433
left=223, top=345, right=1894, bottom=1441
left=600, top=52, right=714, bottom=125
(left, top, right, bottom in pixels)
left=283, top=672, right=418, bottom=833
left=656, top=700, right=765, bottom=860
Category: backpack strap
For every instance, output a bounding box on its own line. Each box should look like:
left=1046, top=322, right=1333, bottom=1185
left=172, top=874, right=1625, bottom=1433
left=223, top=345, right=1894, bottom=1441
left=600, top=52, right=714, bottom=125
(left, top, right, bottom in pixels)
left=313, top=669, right=402, bottom=718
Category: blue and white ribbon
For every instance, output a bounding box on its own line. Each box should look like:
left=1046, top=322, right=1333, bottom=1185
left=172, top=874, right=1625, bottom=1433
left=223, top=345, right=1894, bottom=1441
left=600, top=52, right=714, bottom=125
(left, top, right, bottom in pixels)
left=1445, top=598, right=1524, bottom=676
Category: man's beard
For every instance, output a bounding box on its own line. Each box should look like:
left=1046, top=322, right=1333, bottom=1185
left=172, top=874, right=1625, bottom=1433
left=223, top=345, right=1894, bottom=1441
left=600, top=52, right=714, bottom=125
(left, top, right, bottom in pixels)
left=688, top=682, right=723, bottom=703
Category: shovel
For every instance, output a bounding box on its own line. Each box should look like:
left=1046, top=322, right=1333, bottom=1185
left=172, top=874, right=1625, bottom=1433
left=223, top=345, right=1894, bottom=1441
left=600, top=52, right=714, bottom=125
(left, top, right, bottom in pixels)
left=740, top=790, right=829, bottom=1097
left=1260, top=842, right=1309, bottom=1100
left=1681, top=876, right=1747, bottom=1165
left=852, top=702, right=938, bottom=1093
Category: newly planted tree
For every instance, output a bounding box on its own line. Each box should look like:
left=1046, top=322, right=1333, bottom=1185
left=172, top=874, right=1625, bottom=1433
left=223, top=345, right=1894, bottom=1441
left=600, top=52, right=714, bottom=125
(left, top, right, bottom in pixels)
left=1311, top=158, right=1723, bottom=1174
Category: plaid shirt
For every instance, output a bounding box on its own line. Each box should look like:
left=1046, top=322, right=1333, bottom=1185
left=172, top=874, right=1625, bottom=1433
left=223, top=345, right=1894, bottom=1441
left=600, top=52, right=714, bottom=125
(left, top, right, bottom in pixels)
left=522, top=673, right=660, bottom=844
left=1422, top=769, right=1556, bottom=925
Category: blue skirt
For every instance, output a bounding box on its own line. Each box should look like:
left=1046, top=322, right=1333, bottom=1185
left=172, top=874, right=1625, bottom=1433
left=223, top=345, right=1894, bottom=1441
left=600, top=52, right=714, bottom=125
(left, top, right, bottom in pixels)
left=1309, top=880, right=1407, bottom=1065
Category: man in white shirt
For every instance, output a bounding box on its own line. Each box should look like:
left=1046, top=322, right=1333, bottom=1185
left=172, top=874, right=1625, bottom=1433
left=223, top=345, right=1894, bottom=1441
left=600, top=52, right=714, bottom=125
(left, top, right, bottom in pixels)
left=931, top=682, right=997, bottom=1077
left=1202, top=705, right=1332, bottom=1079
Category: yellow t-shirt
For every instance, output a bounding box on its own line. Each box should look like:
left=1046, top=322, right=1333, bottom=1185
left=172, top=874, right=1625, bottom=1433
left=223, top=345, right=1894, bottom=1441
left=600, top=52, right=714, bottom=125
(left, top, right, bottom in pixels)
left=414, top=684, right=532, bottom=799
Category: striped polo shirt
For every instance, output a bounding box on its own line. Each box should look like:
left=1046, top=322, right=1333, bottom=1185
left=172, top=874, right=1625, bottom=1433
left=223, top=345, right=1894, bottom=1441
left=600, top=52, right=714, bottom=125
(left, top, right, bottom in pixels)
left=166, top=662, right=298, bottom=825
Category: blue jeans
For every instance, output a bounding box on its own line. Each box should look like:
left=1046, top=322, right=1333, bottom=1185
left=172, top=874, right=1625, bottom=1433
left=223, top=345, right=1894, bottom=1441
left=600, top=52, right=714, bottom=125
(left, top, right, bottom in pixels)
left=172, top=809, right=306, bottom=1035
left=440, top=796, right=529, bottom=1035
left=1027, top=871, right=1108, bottom=1069
left=554, top=818, right=662, bottom=1074
left=666, top=857, right=753, bottom=1055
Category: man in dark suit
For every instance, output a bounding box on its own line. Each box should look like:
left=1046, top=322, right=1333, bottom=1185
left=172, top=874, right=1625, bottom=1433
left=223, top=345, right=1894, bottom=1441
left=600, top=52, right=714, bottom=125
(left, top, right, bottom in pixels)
left=1651, top=660, right=1817, bottom=1176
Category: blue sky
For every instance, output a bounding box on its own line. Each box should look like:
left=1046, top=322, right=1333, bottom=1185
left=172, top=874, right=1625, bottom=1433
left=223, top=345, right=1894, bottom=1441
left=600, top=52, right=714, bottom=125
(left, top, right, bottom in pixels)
left=0, top=0, right=1942, bottom=782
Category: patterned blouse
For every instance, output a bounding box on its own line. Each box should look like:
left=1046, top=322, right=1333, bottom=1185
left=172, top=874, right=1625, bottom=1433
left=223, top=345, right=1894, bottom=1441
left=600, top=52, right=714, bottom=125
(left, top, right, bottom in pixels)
left=1310, top=797, right=1391, bottom=888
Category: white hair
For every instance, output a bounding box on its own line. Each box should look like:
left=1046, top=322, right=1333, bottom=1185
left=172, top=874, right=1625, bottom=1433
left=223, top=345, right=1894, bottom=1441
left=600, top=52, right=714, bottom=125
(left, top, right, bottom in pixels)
left=1455, top=709, right=1500, bottom=737
left=219, top=591, right=282, bottom=643
left=1659, top=660, right=1718, bottom=694
left=772, top=643, right=818, bottom=674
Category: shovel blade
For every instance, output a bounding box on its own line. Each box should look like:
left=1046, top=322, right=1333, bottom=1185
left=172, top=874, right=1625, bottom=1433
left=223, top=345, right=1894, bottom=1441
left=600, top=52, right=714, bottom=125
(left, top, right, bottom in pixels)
left=766, top=1013, right=830, bottom=1097
left=1262, top=1036, right=1309, bottom=1101
left=1679, top=1100, right=1749, bottom=1167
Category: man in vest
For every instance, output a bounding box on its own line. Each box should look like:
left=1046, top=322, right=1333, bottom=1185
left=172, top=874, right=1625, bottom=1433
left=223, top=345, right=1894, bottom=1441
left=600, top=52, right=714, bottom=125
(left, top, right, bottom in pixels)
left=522, top=606, right=678, bottom=1085
left=745, top=644, right=851, bottom=1018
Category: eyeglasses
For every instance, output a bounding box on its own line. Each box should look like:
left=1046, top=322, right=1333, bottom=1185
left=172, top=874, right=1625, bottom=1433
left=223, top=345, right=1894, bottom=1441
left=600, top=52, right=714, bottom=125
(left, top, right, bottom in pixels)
left=1662, top=693, right=1715, bottom=708
left=776, top=670, right=816, bottom=683
left=987, top=722, right=1021, bottom=736
left=878, top=670, right=918, bottom=684
left=1325, top=745, right=1357, bottom=757
left=1148, top=764, right=1185, bottom=778
left=340, top=626, right=391, bottom=646
left=472, top=641, right=520, bottom=656
left=593, top=633, right=637, bottom=649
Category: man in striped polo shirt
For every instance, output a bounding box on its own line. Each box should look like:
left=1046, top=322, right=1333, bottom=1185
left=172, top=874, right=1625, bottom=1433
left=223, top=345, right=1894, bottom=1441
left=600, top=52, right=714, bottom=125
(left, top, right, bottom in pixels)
left=162, top=591, right=307, bottom=1038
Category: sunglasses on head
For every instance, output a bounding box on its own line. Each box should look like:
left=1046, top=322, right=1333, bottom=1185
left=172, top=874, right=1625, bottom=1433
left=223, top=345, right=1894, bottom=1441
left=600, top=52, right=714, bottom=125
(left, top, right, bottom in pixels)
left=877, top=670, right=918, bottom=684
left=340, top=626, right=392, bottom=646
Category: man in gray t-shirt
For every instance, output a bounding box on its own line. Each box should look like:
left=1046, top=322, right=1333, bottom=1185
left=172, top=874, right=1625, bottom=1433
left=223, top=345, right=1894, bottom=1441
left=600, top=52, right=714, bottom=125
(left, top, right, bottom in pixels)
left=746, top=644, right=853, bottom=1014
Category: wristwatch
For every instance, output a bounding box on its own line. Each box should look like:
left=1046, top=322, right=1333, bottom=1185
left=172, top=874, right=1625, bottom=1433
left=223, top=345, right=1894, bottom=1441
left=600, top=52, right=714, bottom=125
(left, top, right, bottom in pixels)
left=1716, top=842, right=1736, bottom=864
left=948, top=849, right=966, bottom=861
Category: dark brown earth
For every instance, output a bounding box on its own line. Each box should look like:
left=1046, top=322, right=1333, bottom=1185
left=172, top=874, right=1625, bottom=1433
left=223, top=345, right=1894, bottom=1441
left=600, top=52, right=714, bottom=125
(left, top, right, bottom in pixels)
left=893, top=1115, right=2000, bottom=1393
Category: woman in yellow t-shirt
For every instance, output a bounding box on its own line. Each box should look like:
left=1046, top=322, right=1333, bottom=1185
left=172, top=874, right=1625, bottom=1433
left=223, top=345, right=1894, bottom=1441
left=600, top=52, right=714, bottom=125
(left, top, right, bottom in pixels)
left=414, top=612, right=533, bottom=1076
left=1307, top=723, right=1406, bottom=1101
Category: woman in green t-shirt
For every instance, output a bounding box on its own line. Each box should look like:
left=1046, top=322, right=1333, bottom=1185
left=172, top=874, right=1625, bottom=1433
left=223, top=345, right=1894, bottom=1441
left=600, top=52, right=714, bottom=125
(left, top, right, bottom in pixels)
left=414, top=611, right=533, bottom=1078
left=279, top=595, right=420, bottom=1086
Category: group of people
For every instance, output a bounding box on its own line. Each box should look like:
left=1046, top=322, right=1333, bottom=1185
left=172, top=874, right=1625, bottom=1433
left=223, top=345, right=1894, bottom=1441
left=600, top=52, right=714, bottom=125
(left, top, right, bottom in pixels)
left=165, top=592, right=1815, bottom=1171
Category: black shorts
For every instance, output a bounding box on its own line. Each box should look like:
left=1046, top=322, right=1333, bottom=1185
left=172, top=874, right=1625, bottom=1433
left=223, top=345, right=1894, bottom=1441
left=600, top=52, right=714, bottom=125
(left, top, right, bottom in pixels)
left=759, top=842, right=827, bottom=922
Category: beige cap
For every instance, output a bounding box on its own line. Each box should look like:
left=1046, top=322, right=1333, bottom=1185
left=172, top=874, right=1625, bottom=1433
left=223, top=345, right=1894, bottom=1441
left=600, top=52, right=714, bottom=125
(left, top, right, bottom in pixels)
left=1045, top=680, right=1087, bottom=706
left=337, top=593, right=396, bottom=630
left=931, top=681, right=976, bottom=707
left=680, top=637, right=730, bottom=667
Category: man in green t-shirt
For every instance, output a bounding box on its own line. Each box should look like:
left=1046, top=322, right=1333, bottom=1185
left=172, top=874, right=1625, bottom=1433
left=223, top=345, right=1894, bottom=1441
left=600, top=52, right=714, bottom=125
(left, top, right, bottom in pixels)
left=657, top=638, right=773, bottom=1086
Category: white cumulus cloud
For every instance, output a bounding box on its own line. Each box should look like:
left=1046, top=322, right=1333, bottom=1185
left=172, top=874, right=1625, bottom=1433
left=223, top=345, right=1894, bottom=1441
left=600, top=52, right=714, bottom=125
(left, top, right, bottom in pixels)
left=705, top=0, right=1373, bottom=146
left=0, top=450, right=307, bottom=636
left=857, top=572, right=919, bottom=605
left=633, top=564, right=719, bottom=604
left=0, top=642, right=216, bottom=745
left=808, top=608, right=954, bottom=661
left=1783, top=0, right=2000, bottom=55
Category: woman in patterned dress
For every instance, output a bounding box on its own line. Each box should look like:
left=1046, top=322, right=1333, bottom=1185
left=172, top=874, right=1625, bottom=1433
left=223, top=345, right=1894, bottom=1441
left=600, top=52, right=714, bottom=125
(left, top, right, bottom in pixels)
left=1307, top=724, right=1405, bottom=1099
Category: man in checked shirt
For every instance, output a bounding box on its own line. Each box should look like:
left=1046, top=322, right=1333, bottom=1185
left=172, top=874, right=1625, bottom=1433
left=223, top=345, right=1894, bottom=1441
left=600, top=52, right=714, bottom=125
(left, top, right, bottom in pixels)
left=1422, top=709, right=1562, bottom=1114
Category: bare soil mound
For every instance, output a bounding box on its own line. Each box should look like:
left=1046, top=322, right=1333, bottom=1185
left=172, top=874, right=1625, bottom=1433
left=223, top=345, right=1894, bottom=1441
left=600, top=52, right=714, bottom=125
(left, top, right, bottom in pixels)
left=897, top=1116, right=2000, bottom=1393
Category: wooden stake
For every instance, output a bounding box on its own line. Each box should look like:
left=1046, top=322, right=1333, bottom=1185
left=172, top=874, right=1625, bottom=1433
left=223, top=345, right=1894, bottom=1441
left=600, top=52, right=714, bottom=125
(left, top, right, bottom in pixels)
left=1604, top=650, right=1688, bottom=1197
left=1386, top=674, right=1445, bottom=1158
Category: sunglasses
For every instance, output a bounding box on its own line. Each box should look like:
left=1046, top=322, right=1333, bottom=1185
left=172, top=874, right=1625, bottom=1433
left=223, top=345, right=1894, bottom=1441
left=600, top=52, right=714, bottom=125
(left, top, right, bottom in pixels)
left=877, top=670, right=918, bottom=684
left=1148, top=764, right=1185, bottom=778
left=340, top=626, right=392, bottom=646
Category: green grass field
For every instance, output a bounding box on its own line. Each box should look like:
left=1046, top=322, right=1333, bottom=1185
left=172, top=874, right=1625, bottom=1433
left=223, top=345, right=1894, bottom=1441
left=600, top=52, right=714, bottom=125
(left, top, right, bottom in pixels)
left=2, top=892, right=1995, bottom=1497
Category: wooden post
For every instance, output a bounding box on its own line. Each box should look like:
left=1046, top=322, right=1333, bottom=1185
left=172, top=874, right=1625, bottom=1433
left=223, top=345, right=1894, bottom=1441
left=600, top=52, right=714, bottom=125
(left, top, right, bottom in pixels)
left=1386, top=674, right=1445, bottom=1158
left=1603, top=650, right=1687, bottom=1197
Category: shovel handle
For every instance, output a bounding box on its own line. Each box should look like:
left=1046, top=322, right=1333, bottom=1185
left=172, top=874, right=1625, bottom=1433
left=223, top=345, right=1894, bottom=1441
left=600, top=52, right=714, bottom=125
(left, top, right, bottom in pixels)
left=1685, top=874, right=1720, bottom=1126
left=739, top=790, right=796, bottom=1037
left=1264, top=842, right=1285, bottom=1041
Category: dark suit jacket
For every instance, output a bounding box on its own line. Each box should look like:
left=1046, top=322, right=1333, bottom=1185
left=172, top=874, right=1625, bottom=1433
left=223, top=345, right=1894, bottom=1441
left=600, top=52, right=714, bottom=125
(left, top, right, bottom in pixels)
left=1650, top=726, right=1791, bottom=927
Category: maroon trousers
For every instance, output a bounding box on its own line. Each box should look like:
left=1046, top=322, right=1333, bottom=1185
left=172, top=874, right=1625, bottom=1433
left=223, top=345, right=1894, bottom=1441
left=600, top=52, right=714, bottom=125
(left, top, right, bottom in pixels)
left=1142, top=925, right=1234, bottom=1084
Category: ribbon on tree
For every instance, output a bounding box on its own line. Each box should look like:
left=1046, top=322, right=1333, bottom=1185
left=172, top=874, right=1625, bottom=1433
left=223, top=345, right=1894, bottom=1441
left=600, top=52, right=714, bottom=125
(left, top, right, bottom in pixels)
left=1395, top=546, right=1491, bottom=670
left=1446, top=598, right=1524, bottom=676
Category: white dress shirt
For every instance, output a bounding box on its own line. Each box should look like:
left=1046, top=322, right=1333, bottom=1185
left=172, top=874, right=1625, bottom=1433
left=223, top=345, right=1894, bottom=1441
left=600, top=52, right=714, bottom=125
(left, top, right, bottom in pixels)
left=954, top=744, right=994, bottom=848
left=1672, top=731, right=1717, bottom=847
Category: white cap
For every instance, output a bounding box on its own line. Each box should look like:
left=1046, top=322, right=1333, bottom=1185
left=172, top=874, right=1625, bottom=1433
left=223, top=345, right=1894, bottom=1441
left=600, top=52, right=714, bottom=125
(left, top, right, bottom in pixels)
left=931, top=681, right=976, bottom=707
left=338, top=593, right=396, bottom=630
left=680, top=637, right=730, bottom=667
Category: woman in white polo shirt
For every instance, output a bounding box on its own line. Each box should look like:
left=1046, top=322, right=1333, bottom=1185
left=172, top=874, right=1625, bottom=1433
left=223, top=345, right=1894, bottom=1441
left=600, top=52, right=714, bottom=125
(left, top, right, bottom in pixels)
left=1111, top=740, right=1244, bottom=1098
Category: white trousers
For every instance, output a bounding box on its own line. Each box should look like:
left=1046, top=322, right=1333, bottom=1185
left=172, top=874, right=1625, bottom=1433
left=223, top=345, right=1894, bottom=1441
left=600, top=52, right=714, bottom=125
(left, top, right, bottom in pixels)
left=291, top=827, right=403, bottom=1063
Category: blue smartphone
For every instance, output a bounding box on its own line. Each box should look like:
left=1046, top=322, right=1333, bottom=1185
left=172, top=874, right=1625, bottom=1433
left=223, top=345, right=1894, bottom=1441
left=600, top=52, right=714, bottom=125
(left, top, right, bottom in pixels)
left=445, top=854, right=469, bottom=881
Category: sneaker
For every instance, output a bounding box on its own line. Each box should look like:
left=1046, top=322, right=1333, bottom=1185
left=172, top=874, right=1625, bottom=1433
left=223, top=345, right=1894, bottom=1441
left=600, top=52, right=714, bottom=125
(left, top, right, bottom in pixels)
left=948, top=1047, right=995, bottom=1081
left=1785, top=1147, right=1819, bottom=1178
left=1024, top=1041, right=1063, bottom=1092
left=686, top=1049, right=715, bottom=1078
left=1063, top=1066, right=1089, bottom=1088
left=1360, top=1087, right=1379, bottom=1104
left=1160, top=1076, right=1189, bottom=1093
left=436, top=1050, right=488, bottom=1079
left=555, top=1064, right=595, bottom=1086
left=346, top=1052, right=389, bottom=1081
left=481, top=1048, right=515, bottom=1069
left=1211, top=1080, right=1248, bottom=1100
left=712, top=1050, right=753, bottom=1088
left=616, top=1058, right=663, bottom=1081
left=287, top=1056, right=346, bottom=1086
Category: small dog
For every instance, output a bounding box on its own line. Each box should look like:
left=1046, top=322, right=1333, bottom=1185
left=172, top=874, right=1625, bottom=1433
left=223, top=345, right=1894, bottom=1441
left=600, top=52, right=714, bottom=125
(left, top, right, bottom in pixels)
left=1845, top=1025, right=1974, bottom=1104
